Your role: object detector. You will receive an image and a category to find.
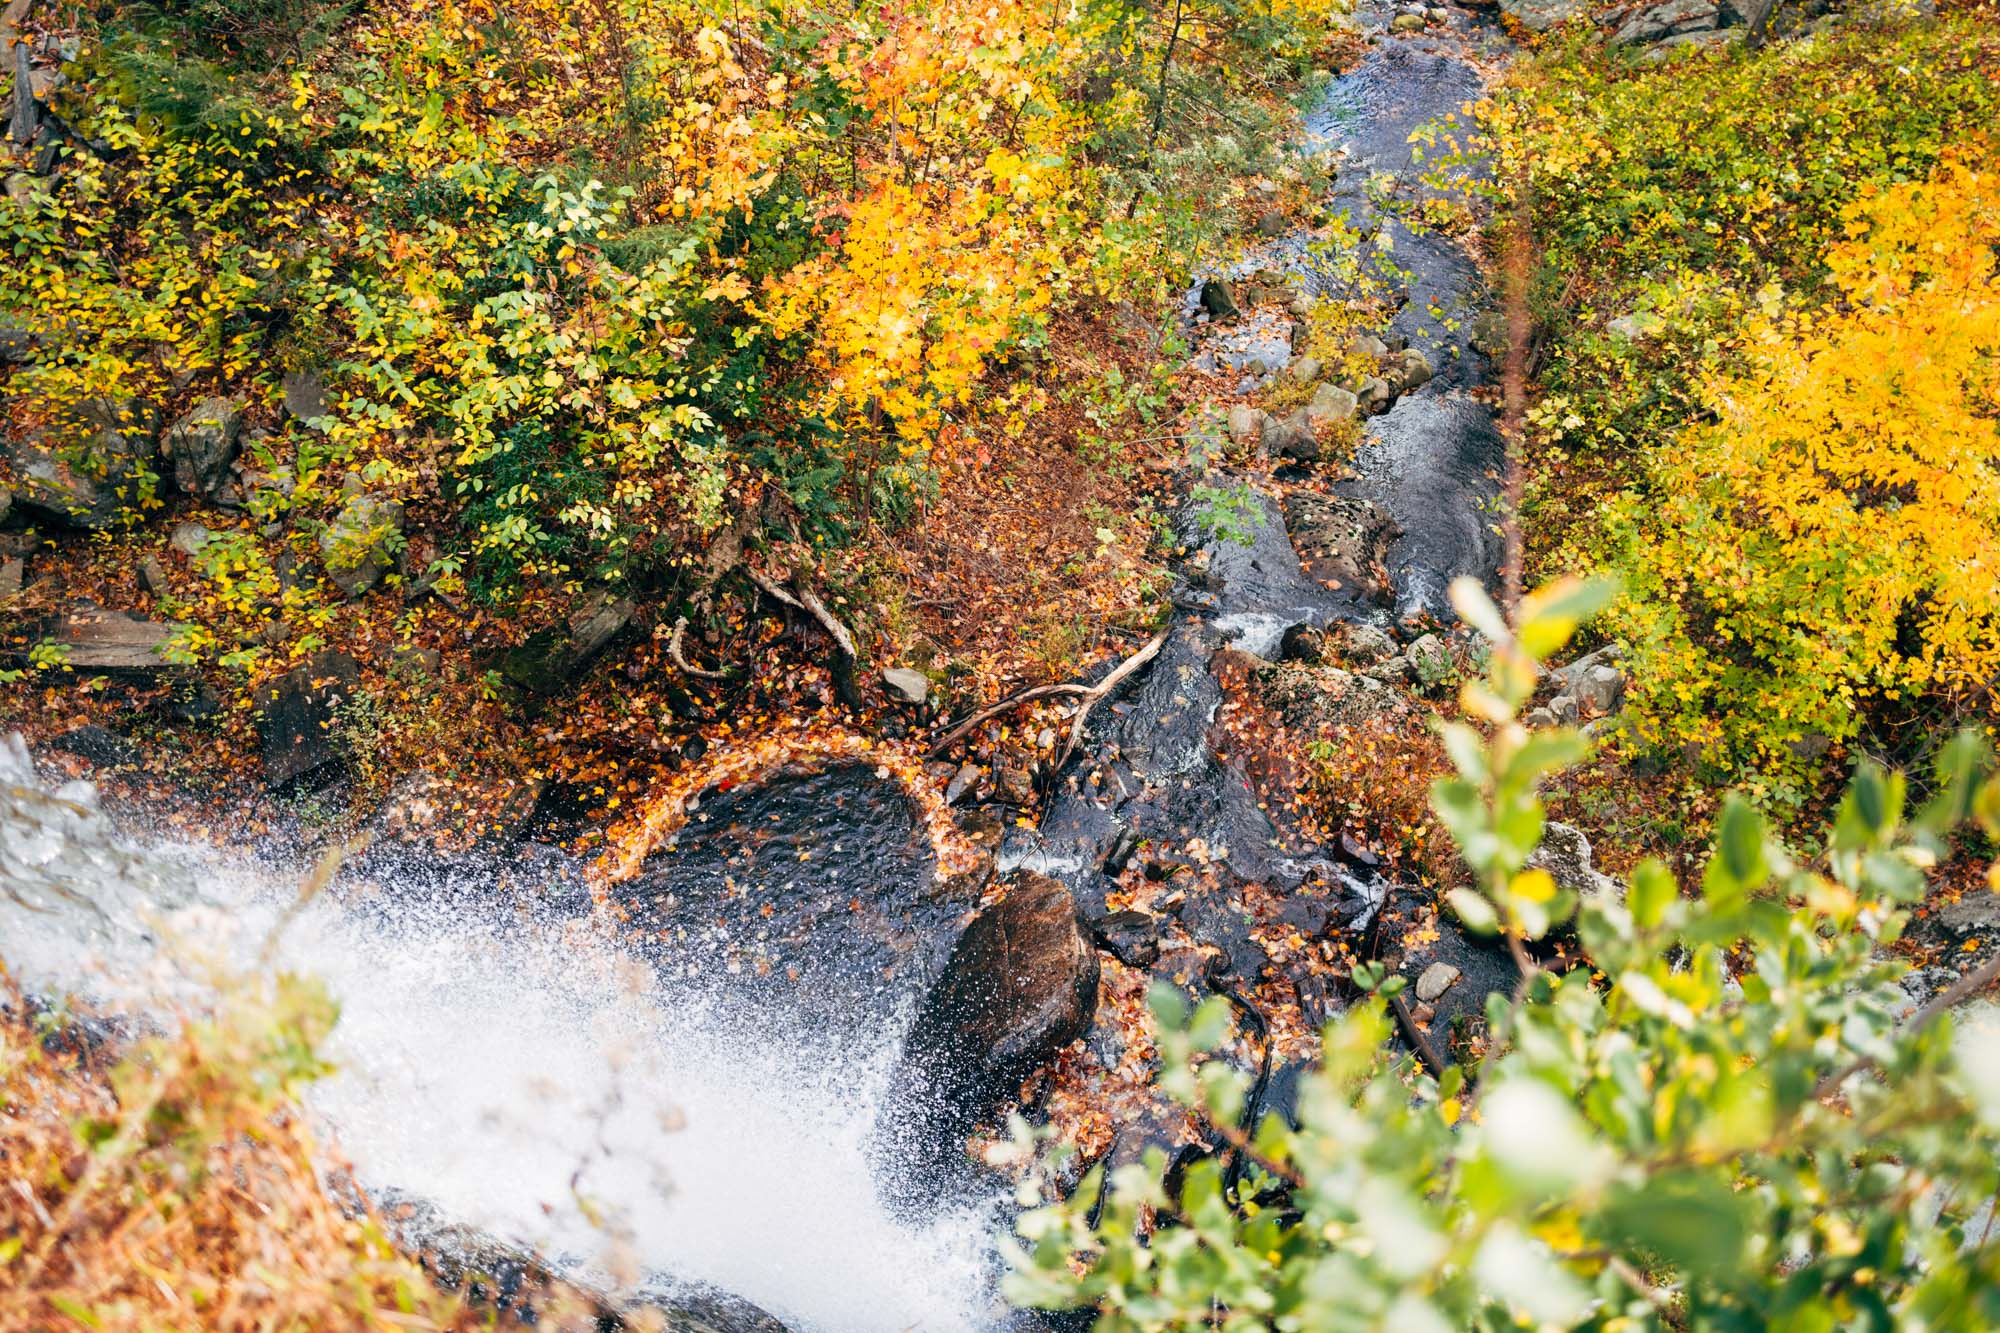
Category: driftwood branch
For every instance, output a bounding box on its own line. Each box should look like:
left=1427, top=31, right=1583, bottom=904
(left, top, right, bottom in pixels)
left=667, top=616, right=728, bottom=681
left=925, top=627, right=1170, bottom=762
left=745, top=565, right=861, bottom=709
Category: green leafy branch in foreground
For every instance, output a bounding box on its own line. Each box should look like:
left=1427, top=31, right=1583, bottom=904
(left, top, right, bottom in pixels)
left=1006, top=575, right=2000, bottom=1330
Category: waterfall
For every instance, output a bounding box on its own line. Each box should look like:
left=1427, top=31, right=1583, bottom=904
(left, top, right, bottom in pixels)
left=0, top=735, right=1009, bottom=1332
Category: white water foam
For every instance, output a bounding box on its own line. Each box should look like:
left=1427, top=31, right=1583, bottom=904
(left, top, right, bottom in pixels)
left=0, top=737, right=1006, bottom=1332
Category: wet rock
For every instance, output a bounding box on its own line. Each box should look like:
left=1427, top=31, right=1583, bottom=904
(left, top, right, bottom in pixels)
left=319, top=494, right=404, bottom=598
left=1179, top=891, right=1270, bottom=982
left=1095, top=909, right=1162, bottom=968
left=51, top=725, right=141, bottom=770
left=1306, top=382, right=1359, bottom=427
left=256, top=649, right=363, bottom=787
left=162, top=396, right=243, bottom=498
left=1282, top=492, right=1400, bottom=599
left=1279, top=623, right=1329, bottom=665
left=1337, top=621, right=1397, bottom=665
left=1527, top=820, right=1622, bottom=905
left=6, top=399, right=161, bottom=529
left=1260, top=407, right=1319, bottom=462
left=43, top=607, right=186, bottom=673
left=1200, top=277, right=1241, bottom=321
left=878, top=871, right=1099, bottom=1198
left=1277, top=894, right=1334, bottom=938
left=993, top=760, right=1037, bottom=807
left=1414, top=960, right=1460, bottom=1003
left=881, top=665, right=929, bottom=705
left=497, top=589, right=636, bottom=697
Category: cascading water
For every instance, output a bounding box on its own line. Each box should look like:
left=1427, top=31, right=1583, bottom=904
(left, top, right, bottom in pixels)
left=0, top=736, right=1009, bottom=1333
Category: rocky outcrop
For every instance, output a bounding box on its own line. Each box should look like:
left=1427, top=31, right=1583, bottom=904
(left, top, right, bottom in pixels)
left=256, top=650, right=363, bottom=787
left=1527, top=821, right=1623, bottom=905
left=5, top=399, right=160, bottom=529
left=875, top=871, right=1098, bottom=1205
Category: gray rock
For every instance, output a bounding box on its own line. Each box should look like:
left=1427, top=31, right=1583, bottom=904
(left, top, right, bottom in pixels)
left=1391, top=11, right=1427, bottom=30
left=281, top=369, right=329, bottom=424
left=945, top=763, right=980, bottom=805
left=881, top=665, right=929, bottom=706
left=1359, top=375, right=1396, bottom=415
left=1227, top=403, right=1269, bottom=452
left=1406, top=633, right=1453, bottom=685
left=1338, top=621, right=1397, bottom=665
left=45, top=607, right=186, bottom=673
left=1288, top=354, right=1323, bottom=383
left=1574, top=662, right=1625, bottom=714
left=0, top=324, right=33, bottom=363
left=1527, top=821, right=1622, bottom=904
left=319, top=494, right=405, bottom=598
left=1306, top=382, right=1359, bottom=427
left=256, top=650, right=364, bottom=787
left=1350, top=333, right=1390, bottom=361
left=0, top=556, right=19, bottom=600
left=1499, top=0, right=1586, bottom=26
left=170, top=521, right=213, bottom=558
left=1260, top=408, right=1320, bottom=462
left=1611, top=0, right=1718, bottom=44
left=162, top=396, right=243, bottom=498
left=1468, top=311, right=1507, bottom=358
left=1255, top=209, right=1289, bottom=237
left=137, top=556, right=168, bottom=596
left=1414, top=960, right=1461, bottom=1003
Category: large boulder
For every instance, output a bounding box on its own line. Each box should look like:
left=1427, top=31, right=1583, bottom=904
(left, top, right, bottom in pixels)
left=1610, top=0, right=1720, bottom=43
left=875, top=871, right=1099, bottom=1204
left=319, top=494, right=405, bottom=598
left=162, top=396, right=243, bottom=498
left=5, top=399, right=161, bottom=529
left=256, top=650, right=363, bottom=787
left=1282, top=491, right=1400, bottom=600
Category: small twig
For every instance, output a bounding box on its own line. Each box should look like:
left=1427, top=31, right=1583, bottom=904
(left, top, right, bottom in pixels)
left=924, top=682, right=1095, bottom=758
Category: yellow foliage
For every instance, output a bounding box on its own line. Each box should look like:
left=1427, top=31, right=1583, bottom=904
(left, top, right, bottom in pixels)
left=1617, top=156, right=2000, bottom=768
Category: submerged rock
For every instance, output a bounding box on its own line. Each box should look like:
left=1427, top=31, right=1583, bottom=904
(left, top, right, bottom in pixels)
left=876, top=871, right=1099, bottom=1204
left=1282, top=491, right=1400, bottom=600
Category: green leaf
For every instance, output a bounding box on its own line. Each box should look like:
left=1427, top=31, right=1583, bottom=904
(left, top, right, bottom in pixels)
left=1629, top=857, right=1677, bottom=929
left=1706, top=795, right=1768, bottom=900
left=1447, top=887, right=1500, bottom=935
left=1596, top=1171, right=1752, bottom=1279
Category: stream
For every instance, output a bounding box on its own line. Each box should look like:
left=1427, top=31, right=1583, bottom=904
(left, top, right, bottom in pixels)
left=0, top=10, right=1507, bottom=1330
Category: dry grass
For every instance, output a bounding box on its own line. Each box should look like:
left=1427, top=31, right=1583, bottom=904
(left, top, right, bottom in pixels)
left=0, top=982, right=601, bottom=1333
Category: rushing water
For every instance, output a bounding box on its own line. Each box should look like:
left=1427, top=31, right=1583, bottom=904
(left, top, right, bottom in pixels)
left=0, top=736, right=1007, bottom=1333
